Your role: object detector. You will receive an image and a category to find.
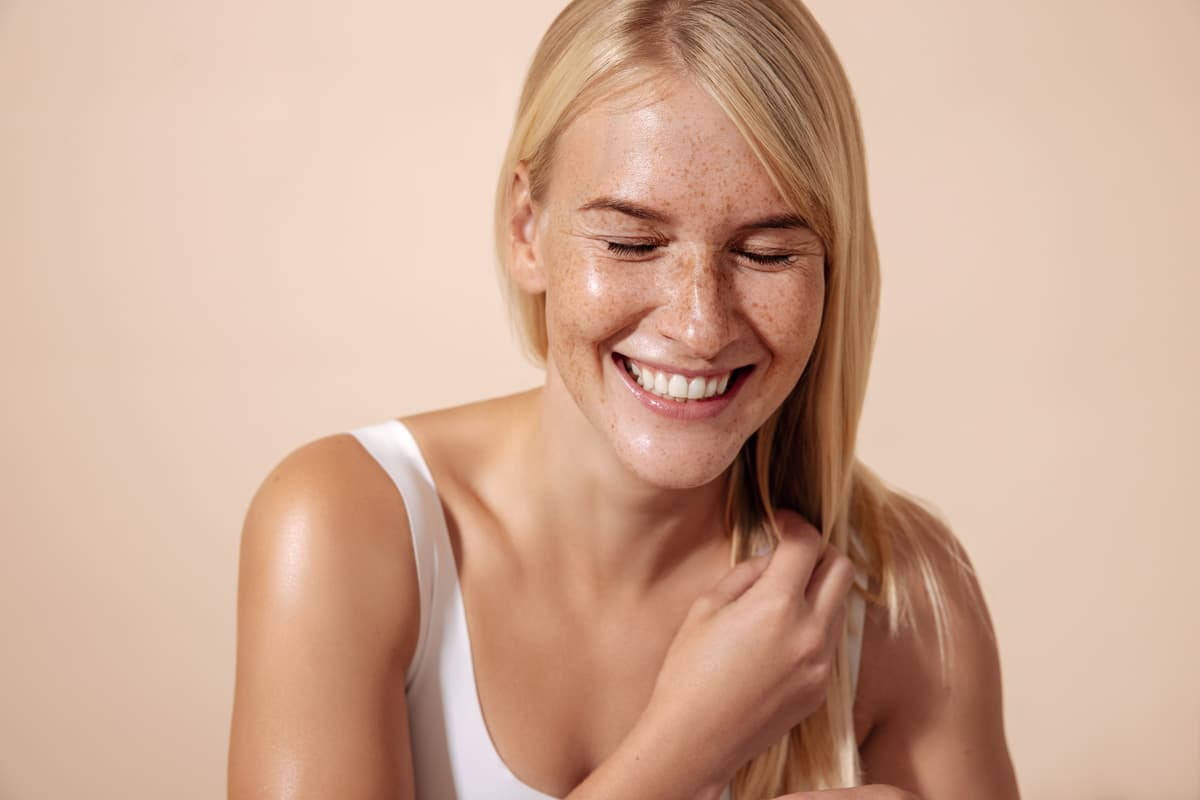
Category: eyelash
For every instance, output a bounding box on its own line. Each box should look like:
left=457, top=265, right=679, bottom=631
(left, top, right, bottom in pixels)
left=605, top=241, right=793, bottom=266
left=606, top=242, right=659, bottom=257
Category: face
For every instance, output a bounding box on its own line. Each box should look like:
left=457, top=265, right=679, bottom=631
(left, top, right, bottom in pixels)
left=512, top=74, right=826, bottom=490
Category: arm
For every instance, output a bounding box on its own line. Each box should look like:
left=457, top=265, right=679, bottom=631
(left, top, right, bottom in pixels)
left=564, top=720, right=729, bottom=800
left=227, top=435, right=420, bottom=799
left=227, top=435, right=736, bottom=800
left=852, top=511, right=1021, bottom=799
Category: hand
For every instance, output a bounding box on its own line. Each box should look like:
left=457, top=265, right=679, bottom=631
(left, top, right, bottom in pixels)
left=637, top=510, right=857, bottom=791
left=775, top=787, right=921, bottom=799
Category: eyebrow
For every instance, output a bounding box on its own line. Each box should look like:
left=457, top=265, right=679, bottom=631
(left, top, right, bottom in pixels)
left=578, top=197, right=671, bottom=223
left=577, top=196, right=810, bottom=232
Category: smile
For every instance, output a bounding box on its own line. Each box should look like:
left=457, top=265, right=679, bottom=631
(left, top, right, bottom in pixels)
left=619, top=355, right=741, bottom=402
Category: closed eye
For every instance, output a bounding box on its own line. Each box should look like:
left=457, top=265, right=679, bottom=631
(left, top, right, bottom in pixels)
left=606, top=242, right=801, bottom=267
left=736, top=251, right=794, bottom=267
left=606, top=242, right=659, bottom=257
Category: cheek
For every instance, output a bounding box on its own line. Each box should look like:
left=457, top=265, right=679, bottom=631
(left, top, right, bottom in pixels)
left=741, top=271, right=825, bottom=361
left=543, top=246, right=651, bottom=343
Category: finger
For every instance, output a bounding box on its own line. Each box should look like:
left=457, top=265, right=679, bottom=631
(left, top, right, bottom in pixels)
left=755, top=510, right=823, bottom=595
left=807, top=549, right=857, bottom=623
left=803, top=543, right=846, bottom=603
left=697, top=554, right=770, bottom=610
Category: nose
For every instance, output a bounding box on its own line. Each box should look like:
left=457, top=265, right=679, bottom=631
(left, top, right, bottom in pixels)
left=656, top=249, right=735, bottom=360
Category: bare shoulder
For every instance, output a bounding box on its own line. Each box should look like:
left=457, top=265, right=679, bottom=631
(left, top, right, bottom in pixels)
left=856, top=494, right=1020, bottom=798
left=237, top=433, right=419, bottom=653
left=872, top=494, right=995, bottom=674
left=229, top=433, right=420, bottom=799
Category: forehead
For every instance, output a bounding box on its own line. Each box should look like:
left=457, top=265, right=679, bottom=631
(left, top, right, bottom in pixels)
left=548, top=76, right=791, bottom=221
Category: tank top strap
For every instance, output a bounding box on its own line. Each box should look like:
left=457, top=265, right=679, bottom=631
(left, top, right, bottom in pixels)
left=348, top=418, right=445, bottom=690
left=347, top=418, right=837, bottom=797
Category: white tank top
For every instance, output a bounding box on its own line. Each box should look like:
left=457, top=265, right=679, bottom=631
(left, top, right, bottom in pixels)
left=350, top=419, right=866, bottom=799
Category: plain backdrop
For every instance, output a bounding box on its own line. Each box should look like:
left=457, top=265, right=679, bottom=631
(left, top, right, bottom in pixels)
left=2, top=2, right=1198, bottom=798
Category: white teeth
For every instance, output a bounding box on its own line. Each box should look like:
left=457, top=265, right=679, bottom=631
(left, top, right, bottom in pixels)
left=622, top=357, right=737, bottom=402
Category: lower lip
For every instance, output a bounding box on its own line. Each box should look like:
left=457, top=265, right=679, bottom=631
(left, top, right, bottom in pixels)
left=611, top=354, right=751, bottom=421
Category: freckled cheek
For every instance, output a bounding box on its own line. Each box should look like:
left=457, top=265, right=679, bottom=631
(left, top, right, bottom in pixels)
left=544, top=250, right=652, bottom=340
left=742, top=276, right=825, bottom=359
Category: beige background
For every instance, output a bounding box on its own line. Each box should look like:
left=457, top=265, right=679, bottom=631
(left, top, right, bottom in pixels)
left=1, top=1, right=1197, bottom=798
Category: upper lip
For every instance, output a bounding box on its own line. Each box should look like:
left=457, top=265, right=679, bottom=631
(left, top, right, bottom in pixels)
left=616, top=353, right=744, bottom=379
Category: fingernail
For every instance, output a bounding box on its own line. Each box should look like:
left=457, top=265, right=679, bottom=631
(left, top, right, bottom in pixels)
left=752, top=543, right=772, bottom=557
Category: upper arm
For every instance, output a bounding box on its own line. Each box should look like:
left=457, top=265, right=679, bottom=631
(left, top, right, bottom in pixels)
left=228, top=434, right=420, bottom=800
left=857, top=507, right=1020, bottom=799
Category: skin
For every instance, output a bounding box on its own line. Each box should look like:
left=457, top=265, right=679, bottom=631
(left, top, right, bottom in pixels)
left=519, top=74, right=826, bottom=494
left=228, top=74, right=1020, bottom=799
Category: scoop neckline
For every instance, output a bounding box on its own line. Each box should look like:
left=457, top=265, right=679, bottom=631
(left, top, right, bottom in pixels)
left=393, top=417, right=734, bottom=800
left=394, top=419, right=560, bottom=799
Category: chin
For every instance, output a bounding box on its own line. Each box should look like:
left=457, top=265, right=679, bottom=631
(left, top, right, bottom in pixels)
left=609, top=434, right=743, bottom=491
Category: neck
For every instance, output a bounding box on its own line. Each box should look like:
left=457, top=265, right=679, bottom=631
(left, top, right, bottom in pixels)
left=504, top=371, right=732, bottom=599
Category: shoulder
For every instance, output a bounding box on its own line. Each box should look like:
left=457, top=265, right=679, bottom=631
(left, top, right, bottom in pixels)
left=237, top=432, right=420, bottom=668
left=859, top=494, right=996, bottom=713
left=855, top=494, right=1019, bottom=796
left=229, top=432, right=423, bottom=796
left=884, top=493, right=991, bottom=647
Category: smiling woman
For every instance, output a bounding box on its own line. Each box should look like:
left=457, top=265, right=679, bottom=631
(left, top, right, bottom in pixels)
left=508, top=76, right=828, bottom=489
left=228, top=1, right=1020, bottom=799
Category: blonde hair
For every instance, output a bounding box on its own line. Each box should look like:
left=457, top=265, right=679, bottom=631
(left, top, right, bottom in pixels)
left=494, top=1, right=980, bottom=794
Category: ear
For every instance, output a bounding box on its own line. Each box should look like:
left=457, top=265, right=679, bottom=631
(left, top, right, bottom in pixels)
left=507, top=162, right=547, bottom=293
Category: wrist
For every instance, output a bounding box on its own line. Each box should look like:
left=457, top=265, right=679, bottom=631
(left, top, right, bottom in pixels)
left=566, top=710, right=729, bottom=800
left=616, top=705, right=730, bottom=799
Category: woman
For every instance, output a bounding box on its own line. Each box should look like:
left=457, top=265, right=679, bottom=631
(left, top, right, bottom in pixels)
left=228, top=1, right=1020, bottom=797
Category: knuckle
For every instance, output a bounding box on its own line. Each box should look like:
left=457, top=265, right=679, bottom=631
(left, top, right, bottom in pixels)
left=791, top=625, right=827, bottom=663
left=797, top=611, right=846, bottom=662
left=690, top=594, right=715, bottom=617
left=758, top=590, right=794, bottom=623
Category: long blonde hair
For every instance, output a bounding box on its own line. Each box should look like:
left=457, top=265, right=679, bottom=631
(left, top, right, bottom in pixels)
left=494, top=1, right=978, bottom=794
